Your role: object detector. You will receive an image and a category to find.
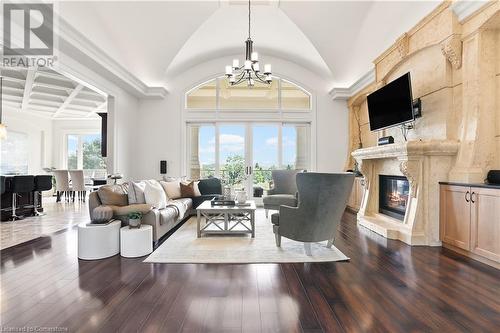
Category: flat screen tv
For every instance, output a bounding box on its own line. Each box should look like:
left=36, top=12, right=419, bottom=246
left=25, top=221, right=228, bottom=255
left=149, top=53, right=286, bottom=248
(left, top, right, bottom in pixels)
left=367, top=72, right=414, bottom=131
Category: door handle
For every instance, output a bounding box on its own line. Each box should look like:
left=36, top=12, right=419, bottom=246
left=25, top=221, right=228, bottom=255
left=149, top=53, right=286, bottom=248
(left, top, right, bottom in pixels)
left=465, top=191, right=470, bottom=203
left=249, top=166, right=252, bottom=174
left=471, top=192, right=476, bottom=203
left=245, top=166, right=249, bottom=175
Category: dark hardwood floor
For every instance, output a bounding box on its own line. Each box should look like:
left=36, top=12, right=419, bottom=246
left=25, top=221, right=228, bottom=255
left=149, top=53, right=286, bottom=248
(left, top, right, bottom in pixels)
left=1, top=210, right=499, bottom=332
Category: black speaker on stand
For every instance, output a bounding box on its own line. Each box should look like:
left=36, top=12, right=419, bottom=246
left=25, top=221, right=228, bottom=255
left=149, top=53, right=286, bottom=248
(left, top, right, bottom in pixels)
left=160, top=160, right=168, bottom=175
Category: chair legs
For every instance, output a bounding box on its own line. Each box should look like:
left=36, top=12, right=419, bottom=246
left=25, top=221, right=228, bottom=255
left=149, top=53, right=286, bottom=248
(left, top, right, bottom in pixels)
left=304, top=243, right=312, bottom=256
left=11, top=193, right=23, bottom=221
left=33, top=191, right=45, bottom=216
left=265, top=209, right=269, bottom=218
left=326, top=237, right=335, bottom=249
left=56, top=190, right=86, bottom=203
left=76, top=191, right=86, bottom=202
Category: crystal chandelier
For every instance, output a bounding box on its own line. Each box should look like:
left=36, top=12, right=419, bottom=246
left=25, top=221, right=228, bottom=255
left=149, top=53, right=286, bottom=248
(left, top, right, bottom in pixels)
left=225, top=0, right=272, bottom=87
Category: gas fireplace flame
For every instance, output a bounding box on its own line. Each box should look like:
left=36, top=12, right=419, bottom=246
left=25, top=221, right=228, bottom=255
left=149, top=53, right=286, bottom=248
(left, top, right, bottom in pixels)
left=389, top=190, right=407, bottom=207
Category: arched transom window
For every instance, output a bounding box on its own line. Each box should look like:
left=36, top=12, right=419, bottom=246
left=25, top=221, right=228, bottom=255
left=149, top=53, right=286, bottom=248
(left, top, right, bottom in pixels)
left=186, top=77, right=311, bottom=110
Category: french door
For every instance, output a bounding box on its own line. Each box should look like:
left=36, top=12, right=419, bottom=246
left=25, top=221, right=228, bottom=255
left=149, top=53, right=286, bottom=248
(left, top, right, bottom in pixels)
left=65, top=133, right=107, bottom=179
left=188, top=122, right=309, bottom=201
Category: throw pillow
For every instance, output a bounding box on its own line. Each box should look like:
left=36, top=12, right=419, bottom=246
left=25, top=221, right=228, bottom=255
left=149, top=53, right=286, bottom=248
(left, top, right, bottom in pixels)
left=144, top=180, right=167, bottom=209
left=193, top=181, right=202, bottom=197
left=160, top=180, right=181, bottom=199
left=98, top=186, right=128, bottom=206
left=127, top=182, right=137, bottom=204
left=92, top=206, right=113, bottom=222
left=180, top=181, right=196, bottom=198
left=128, top=181, right=146, bottom=204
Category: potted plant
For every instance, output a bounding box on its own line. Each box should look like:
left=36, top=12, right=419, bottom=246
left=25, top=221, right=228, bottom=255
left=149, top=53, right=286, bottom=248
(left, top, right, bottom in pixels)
left=127, top=212, right=142, bottom=229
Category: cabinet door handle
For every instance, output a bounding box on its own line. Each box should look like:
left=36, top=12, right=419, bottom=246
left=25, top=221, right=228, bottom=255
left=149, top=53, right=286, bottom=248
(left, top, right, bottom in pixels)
left=471, top=192, right=476, bottom=203
left=465, top=191, right=470, bottom=203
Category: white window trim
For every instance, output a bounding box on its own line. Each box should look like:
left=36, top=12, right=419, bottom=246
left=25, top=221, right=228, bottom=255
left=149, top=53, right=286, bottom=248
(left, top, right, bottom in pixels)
left=185, top=76, right=313, bottom=113
left=180, top=75, right=317, bottom=178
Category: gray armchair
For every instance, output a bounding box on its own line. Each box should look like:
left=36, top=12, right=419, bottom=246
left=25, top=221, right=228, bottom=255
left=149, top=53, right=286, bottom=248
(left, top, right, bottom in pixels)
left=263, top=169, right=304, bottom=218
left=271, top=172, right=354, bottom=255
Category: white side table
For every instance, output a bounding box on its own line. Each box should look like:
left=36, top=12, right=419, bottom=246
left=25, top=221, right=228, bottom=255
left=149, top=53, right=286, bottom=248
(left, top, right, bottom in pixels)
left=120, top=225, right=153, bottom=258
left=78, top=220, right=121, bottom=260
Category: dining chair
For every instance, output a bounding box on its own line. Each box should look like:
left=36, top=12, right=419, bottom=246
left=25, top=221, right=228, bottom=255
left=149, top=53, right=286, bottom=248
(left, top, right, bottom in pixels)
left=53, top=170, right=71, bottom=202
left=69, top=170, right=87, bottom=202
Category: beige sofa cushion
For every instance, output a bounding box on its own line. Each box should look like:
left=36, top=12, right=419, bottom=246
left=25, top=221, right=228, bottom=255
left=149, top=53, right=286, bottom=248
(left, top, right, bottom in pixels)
left=108, top=204, right=153, bottom=216
left=166, top=198, right=192, bottom=221
left=160, top=180, right=181, bottom=199
left=98, top=185, right=128, bottom=206
left=159, top=206, right=179, bottom=226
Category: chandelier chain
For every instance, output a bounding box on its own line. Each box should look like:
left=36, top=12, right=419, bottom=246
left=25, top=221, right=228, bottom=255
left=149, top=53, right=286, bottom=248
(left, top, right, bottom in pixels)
left=248, top=0, right=251, bottom=39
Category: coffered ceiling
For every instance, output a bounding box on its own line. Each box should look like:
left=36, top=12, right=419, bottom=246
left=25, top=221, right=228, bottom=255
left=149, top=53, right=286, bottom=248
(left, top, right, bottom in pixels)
left=1, top=66, right=106, bottom=119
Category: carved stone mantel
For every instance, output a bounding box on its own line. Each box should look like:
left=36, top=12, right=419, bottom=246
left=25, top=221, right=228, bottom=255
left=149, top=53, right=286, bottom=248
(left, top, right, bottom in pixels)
left=440, top=34, right=463, bottom=70
left=352, top=140, right=459, bottom=246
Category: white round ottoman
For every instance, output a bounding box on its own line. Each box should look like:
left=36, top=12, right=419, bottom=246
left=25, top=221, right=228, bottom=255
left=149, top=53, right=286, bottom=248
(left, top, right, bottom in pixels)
left=120, top=225, right=153, bottom=258
left=78, top=220, right=121, bottom=260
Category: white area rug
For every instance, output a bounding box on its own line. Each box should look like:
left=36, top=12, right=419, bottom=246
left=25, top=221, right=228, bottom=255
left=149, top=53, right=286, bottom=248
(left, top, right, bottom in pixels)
left=145, top=211, right=349, bottom=264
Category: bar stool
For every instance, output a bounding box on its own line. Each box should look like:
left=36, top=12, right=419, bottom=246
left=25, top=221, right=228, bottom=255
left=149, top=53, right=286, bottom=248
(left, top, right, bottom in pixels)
left=34, top=175, right=53, bottom=216
left=0, top=176, right=5, bottom=195
left=11, top=175, right=35, bottom=221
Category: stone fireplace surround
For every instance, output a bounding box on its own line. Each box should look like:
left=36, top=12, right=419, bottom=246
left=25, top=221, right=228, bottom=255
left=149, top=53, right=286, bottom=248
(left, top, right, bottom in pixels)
left=352, top=140, right=458, bottom=246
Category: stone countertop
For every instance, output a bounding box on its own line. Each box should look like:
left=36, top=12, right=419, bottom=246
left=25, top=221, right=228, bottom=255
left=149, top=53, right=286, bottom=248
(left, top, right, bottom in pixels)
left=439, top=181, right=500, bottom=190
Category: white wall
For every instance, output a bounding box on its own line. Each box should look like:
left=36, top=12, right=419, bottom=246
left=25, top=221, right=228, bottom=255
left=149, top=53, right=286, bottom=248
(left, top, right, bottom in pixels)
left=2, top=110, right=53, bottom=175
left=316, top=98, right=349, bottom=173
left=56, top=42, right=140, bottom=181
left=135, top=55, right=349, bottom=180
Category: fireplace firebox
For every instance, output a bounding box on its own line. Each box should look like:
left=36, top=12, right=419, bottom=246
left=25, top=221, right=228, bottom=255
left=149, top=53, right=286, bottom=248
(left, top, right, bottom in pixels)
left=379, top=175, right=409, bottom=221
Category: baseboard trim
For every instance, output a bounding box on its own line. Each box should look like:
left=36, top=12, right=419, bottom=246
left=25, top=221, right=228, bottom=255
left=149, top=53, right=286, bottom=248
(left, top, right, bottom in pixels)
left=442, top=243, right=500, bottom=270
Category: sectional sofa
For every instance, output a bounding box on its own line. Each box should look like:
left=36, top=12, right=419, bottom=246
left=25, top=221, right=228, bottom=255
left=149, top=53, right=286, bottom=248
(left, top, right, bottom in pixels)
left=88, top=178, right=222, bottom=243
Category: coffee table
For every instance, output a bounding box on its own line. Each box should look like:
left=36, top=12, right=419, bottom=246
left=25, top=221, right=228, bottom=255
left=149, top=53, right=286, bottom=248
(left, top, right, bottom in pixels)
left=196, top=200, right=256, bottom=238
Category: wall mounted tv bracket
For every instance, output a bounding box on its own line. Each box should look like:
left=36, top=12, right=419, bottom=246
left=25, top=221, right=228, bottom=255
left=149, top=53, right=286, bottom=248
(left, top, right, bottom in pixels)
left=413, top=98, right=422, bottom=118
left=401, top=98, right=422, bottom=141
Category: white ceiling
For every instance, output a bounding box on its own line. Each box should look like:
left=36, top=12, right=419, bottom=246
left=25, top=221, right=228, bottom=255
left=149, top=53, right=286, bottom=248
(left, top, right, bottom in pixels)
left=58, top=1, right=219, bottom=87
left=57, top=0, right=440, bottom=90
left=166, top=4, right=332, bottom=80
left=1, top=66, right=106, bottom=119
left=280, top=0, right=441, bottom=87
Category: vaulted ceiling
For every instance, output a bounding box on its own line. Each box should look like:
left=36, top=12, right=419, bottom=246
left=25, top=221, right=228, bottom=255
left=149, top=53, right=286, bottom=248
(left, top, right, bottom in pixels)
left=57, top=0, right=440, bottom=91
